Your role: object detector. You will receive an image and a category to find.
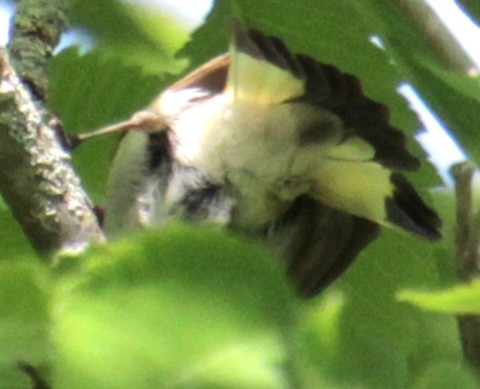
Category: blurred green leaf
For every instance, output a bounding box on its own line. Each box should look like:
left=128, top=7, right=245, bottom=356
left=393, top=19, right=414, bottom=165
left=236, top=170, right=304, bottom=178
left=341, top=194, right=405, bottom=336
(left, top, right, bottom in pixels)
left=70, top=0, right=189, bottom=74
left=413, top=361, right=478, bottom=389
left=49, top=48, right=164, bottom=134
left=48, top=1, right=192, bottom=203
left=48, top=48, right=164, bottom=202
left=297, top=228, right=466, bottom=389
left=52, top=225, right=298, bottom=389
left=0, top=209, right=36, bottom=259
left=398, top=278, right=480, bottom=314
left=0, top=259, right=52, bottom=389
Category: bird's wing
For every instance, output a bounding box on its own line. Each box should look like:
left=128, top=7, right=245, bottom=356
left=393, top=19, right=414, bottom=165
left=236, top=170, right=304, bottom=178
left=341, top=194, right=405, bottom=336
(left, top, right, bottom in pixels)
left=104, top=131, right=172, bottom=237
left=227, top=23, right=441, bottom=240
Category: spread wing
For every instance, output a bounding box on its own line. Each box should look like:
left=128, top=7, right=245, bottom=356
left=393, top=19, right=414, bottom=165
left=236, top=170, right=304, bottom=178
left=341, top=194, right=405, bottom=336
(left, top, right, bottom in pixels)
left=227, top=23, right=441, bottom=240
left=136, top=22, right=441, bottom=297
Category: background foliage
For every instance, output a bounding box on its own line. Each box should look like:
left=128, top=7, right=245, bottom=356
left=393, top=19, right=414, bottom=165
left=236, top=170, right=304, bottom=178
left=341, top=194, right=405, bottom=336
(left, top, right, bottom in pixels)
left=1, top=0, right=480, bottom=388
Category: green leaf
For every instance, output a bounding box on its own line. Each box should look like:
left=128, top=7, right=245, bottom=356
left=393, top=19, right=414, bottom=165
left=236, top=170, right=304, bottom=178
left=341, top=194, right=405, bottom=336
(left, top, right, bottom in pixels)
left=354, top=1, right=480, bottom=164
left=293, top=232, right=466, bottom=389
left=49, top=1, right=191, bottom=203
left=327, top=230, right=461, bottom=388
left=413, top=361, right=478, bottom=389
left=0, top=259, right=52, bottom=389
left=0, top=209, right=36, bottom=259
left=52, top=225, right=299, bottom=389
left=419, top=60, right=480, bottom=104
left=48, top=48, right=165, bottom=202
left=398, top=278, right=480, bottom=314
left=458, top=0, right=480, bottom=24
left=70, top=0, right=189, bottom=74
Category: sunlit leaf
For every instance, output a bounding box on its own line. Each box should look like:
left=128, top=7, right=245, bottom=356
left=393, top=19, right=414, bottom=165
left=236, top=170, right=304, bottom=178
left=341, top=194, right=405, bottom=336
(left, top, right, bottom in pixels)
left=70, top=0, right=189, bottom=74
left=52, top=225, right=298, bottom=389
left=398, top=278, right=480, bottom=314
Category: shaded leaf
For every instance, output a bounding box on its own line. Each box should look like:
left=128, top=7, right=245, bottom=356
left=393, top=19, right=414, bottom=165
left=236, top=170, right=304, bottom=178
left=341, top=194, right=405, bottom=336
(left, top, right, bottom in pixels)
left=458, top=0, right=480, bottom=24
left=0, top=259, right=52, bottom=389
left=48, top=48, right=164, bottom=202
left=296, top=227, right=465, bottom=388
left=419, top=61, right=480, bottom=104
left=413, top=360, right=478, bottom=389
left=0, top=209, right=36, bottom=259
left=354, top=1, right=480, bottom=164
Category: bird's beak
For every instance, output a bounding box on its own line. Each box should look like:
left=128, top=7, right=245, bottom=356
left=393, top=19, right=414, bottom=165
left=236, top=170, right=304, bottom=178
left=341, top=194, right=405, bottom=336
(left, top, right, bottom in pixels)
left=70, top=109, right=165, bottom=148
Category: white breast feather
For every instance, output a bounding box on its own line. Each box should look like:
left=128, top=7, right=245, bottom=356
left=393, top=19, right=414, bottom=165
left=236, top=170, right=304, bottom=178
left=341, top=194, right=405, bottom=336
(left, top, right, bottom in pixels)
left=160, top=89, right=342, bottom=225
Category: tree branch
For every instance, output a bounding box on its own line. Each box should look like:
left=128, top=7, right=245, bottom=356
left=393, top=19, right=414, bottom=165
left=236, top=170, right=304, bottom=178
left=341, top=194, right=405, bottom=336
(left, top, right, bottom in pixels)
left=8, top=0, right=70, bottom=100
left=450, top=161, right=480, bottom=371
left=0, top=0, right=105, bottom=258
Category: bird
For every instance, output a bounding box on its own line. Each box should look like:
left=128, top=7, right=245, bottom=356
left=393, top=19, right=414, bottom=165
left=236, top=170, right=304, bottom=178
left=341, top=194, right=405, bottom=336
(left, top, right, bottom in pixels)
left=100, top=22, right=441, bottom=298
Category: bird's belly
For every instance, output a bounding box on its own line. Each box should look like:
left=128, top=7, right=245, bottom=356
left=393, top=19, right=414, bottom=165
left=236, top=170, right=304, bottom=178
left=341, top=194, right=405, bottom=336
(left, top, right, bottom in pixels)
left=172, top=99, right=319, bottom=225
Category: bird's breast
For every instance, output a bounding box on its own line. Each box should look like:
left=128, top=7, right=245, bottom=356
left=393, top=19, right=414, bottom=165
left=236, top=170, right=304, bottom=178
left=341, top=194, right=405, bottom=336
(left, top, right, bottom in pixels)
left=173, top=97, right=292, bottom=171
left=169, top=94, right=338, bottom=225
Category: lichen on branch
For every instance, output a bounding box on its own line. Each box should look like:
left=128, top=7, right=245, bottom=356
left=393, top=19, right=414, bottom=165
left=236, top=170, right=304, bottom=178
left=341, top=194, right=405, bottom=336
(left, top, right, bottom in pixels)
left=0, top=0, right=104, bottom=257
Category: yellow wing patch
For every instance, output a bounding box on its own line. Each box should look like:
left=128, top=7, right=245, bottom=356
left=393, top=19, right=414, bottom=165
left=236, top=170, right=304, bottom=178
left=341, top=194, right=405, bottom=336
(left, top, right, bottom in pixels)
left=326, top=137, right=376, bottom=161
left=311, top=160, right=393, bottom=226
left=226, top=51, right=305, bottom=105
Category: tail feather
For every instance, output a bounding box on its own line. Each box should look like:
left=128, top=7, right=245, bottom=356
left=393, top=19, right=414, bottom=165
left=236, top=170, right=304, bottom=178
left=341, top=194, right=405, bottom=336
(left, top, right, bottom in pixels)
left=267, top=196, right=380, bottom=297
left=386, top=174, right=441, bottom=240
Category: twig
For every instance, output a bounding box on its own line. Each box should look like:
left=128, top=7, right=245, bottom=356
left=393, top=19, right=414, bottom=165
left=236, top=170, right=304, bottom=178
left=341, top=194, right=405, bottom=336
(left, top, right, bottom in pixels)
left=450, top=161, right=480, bottom=370
left=0, top=1, right=105, bottom=257
left=398, top=0, right=479, bottom=74
left=451, top=162, right=476, bottom=280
